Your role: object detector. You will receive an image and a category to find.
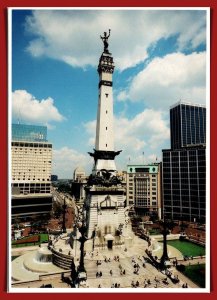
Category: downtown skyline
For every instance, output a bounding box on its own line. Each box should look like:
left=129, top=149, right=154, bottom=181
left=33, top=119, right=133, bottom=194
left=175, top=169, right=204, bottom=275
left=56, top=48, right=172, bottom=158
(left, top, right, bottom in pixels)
left=10, top=8, right=208, bottom=178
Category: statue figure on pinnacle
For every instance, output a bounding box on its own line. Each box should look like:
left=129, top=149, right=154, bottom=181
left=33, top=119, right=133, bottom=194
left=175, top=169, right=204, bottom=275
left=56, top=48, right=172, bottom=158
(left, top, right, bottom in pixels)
left=100, top=29, right=111, bottom=53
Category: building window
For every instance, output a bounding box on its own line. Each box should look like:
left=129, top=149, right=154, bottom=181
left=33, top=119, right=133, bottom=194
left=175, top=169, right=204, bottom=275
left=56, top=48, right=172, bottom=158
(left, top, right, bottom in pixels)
left=105, top=93, right=109, bottom=98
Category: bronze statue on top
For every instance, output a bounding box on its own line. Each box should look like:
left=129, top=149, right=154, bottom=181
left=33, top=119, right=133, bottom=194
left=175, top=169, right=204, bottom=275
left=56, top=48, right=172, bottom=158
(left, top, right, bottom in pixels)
left=100, top=29, right=111, bottom=53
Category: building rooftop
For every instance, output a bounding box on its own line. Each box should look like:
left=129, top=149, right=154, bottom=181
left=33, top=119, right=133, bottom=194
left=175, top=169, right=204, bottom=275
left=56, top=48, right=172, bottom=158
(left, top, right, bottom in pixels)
left=12, top=123, right=48, bottom=142
left=170, top=100, right=206, bottom=109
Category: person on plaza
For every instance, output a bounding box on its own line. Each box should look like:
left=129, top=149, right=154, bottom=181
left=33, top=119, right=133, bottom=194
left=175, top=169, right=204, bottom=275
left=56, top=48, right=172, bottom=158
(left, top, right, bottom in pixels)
left=110, top=270, right=113, bottom=276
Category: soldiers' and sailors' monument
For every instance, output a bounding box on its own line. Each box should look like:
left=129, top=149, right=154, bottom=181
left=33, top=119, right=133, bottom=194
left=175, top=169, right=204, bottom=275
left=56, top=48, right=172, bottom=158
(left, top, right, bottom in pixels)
left=85, top=30, right=133, bottom=249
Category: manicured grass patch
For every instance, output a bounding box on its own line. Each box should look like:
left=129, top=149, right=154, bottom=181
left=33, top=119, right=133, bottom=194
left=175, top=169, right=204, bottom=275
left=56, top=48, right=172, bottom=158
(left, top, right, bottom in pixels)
left=161, top=239, right=205, bottom=257
left=12, top=233, right=49, bottom=248
left=149, top=228, right=161, bottom=235
left=182, top=264, right=206, bottom=288
left=12, top=256, right=19, bottom=261
left=12, top=242, right=37, bottom=248
left=40, top=233, right=49, bottom=243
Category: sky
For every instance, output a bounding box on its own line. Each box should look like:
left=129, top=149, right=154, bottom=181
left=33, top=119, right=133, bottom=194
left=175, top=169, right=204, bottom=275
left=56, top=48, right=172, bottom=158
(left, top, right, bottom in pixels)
left=10, top=8, right=208, bottom=178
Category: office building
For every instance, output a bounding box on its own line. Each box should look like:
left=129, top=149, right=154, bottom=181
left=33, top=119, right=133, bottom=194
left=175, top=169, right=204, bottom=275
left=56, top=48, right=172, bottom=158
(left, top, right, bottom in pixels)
left=170, top=101, right=206, bottom=150
left=126, top=164, right=162, bottom=219
left=11, top=124, right=53, bottom=221
left=162, top=101, right=206, bottom=223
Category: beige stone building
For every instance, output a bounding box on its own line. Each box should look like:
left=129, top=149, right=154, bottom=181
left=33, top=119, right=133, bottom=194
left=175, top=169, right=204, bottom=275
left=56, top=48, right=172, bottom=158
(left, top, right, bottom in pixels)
left=11, top=124, right=53, bottom=221
left=126, top=163, right=162, bottom=219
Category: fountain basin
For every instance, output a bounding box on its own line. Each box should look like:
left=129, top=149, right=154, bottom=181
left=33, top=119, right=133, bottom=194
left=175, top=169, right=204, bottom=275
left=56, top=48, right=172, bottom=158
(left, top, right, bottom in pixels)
left=12, top=247, right=64, bottom=282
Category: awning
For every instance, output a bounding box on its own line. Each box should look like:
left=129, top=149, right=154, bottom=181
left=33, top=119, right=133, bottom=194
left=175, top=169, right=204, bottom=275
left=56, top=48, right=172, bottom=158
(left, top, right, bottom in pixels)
left=104, top=234, right=115, bottom=240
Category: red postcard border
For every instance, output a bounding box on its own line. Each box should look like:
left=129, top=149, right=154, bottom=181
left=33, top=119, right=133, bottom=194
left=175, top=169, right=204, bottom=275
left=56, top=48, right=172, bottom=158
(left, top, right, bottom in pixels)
left=0, top=0, right=216, bottom=299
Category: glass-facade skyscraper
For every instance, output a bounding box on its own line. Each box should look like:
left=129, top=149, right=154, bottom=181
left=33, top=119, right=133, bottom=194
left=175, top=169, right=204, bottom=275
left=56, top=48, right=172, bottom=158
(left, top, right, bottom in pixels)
left=170, top=102, right=206, bottom=150
left=162, top=102, right=206, bottom=223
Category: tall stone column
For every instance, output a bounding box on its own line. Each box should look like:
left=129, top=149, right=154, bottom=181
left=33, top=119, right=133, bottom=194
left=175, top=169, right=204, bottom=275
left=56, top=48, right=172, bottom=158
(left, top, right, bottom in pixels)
left=86, top=30, right=125, bottom=242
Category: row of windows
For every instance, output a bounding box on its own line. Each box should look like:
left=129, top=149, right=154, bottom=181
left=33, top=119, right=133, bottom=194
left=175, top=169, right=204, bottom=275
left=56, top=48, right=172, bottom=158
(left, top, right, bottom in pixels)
left=12, top=149, right=51, bottom=154
left=13, top=183, right=51, bottom=187
left=163, top=151, right=205, bottom=157
left=12, top=178, right=50, bottom=181
left=12, top=142, right=52, bottom=148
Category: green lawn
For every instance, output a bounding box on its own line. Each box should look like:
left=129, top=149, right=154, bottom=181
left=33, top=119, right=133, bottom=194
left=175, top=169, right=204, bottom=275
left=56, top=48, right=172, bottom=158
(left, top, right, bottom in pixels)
left=40, top=233, right=49, bottom=243
left=149, top=228, right=161, bottom=235
left=12, top=256, right=19, bottom=261
left=183, top=264, right=206, bottom=288
left=12, top=233, right=49, bottom=248
left=163, top=239, right=205, bottom=257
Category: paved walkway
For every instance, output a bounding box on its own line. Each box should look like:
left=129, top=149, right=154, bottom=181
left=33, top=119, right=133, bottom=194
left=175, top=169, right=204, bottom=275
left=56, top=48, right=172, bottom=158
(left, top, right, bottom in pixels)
left=11, top=236, right=205, bottom=290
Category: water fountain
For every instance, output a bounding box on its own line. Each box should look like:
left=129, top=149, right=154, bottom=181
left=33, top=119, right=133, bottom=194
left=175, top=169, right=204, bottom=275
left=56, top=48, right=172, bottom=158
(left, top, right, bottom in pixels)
left=35, top=246, right=53, bottom=262
left=12, top=246, right=64, bottom=282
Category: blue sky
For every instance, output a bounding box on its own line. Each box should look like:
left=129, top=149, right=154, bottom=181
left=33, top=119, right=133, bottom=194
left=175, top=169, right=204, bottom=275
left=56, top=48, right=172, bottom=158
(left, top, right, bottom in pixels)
left=11, top=8, right=208, bottom=178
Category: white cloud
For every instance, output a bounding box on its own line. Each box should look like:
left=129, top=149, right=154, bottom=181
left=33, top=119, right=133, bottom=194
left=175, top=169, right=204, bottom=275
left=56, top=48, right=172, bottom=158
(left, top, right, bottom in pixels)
left=52, top=147, right=92, bottom=178
left=12, top=90, right=64, bottom=126
left=24, top=9, right=207, bottom=71
left=83, top=108, right=170, bottom=170
left=119, top=52, right=206, bottom=109
left=115, top=109, right=170, bottom=151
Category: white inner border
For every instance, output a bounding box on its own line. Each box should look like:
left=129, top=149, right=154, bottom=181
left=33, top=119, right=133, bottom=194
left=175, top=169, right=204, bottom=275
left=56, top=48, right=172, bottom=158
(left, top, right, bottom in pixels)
left=7, top=6, right=210, bottom=294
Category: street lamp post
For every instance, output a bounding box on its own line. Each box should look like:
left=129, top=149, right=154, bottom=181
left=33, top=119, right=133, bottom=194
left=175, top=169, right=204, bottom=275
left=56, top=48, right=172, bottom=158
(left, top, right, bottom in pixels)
left=160, top=220, right=170, bottom=268
left=159, top=211, right=174, bottom=269
left=71, top=204, right=89, bottom=285
left=92, top=225, right=97, bottom=252
left=77, top=222, right=88, bottom=274
left=62, top=198, right=67, bottom=233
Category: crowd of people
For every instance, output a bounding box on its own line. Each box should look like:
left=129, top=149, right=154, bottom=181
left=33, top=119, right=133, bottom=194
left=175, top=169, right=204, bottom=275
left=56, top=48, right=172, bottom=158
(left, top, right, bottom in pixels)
left=92, top=252, right=191, bottom=289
